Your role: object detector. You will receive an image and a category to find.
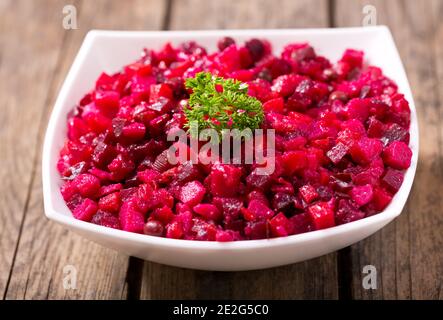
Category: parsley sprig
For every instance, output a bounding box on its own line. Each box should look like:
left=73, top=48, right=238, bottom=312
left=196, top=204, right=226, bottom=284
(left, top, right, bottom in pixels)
left=184, top=72, right=264, bottom=138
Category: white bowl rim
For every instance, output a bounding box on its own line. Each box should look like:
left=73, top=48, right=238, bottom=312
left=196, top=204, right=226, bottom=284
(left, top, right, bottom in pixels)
left=42, top=26, right=419, bottom=251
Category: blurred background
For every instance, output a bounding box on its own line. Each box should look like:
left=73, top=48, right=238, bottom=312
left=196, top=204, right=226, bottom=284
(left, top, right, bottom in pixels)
left=0, top=0, right=441, bottom=300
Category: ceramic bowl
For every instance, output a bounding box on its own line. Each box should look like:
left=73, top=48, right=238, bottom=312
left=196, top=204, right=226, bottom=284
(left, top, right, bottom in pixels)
left=42, top=26, right=418, bottom=271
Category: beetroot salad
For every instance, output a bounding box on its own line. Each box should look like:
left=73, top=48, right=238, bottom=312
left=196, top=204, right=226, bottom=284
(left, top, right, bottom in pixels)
left=58, top=37, right=412, bottom=241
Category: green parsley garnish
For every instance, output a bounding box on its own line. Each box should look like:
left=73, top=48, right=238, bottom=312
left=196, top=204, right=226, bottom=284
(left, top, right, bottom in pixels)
left=184, top=72, right=264, bottom=138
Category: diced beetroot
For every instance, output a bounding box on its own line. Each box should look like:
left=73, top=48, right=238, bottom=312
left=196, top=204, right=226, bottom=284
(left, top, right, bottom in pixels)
left=178, top=180, right=206, bottom=206
left=92, top=142, right=116, bottom=168
left=246, top=168, right=272, bottom=190
left=350, top=137, right=383, bottom=164
left=137, top=169, right=161, bottom=184
left=349, top=184, right=373, bottom=207
left=244, top=220, right=270, bottom=239
left=149, top=83, right=173, bottom=103
left=269, top=58, right=292, bottom=78
left=148, top=96, right=173, bottom=113
left=192, top=219, right=217, bottom=241
left=166, top=221, right=184, bottom=239
left=344, top=98, right=370, bottom=122
left=122, top=122, right=146, bottom=141
left=382, top=123, right=410, bottom=144
left=271, top=74, right=301, bottom=97
left=151, top=188, right=174, bottom=209
left=215, top=44, right=241, bottom=72
left=148, top=114, right=170, bottom=136
left=367, top=117, right=385, bottom=138
left=67, top=117, right=89, bottom=141
left=335, top=199, right=365, bottom=225
left=341, top=119, right=366, bottom=136
left=133, top=183, right=153, bottom=214
left=340, top=49, right=364, bottom=69
left=271, top=177, right=294, bottom=194
left=239, top=47, right=253, bottom=69
left=290, top=212, right=312, bottom=234
left=89, top=167, right=112, bottom=182
left=193, top=204, right=222, bottom=221
left=271, top=192, right=295, bottom=212
left=299, top=184, right=318, bottom=204
left=151, top=205, right=175, bottom=225
left=215, top=229, right=240, bottom=242
left=73, top=173, right=101, bottom=198
left=60, top=180, right=78, bottom=201
left=91, top=210, right=121, bottom=229
left=98, top=183, right=122, bottom=197
left=308, top=202, right=335, bottom=230
left=108, top=154, right=135, bottom=181
left=209, top=164, right=242, bottom=197
left=212, top=197, right=244, bottom=231
left=95, top=90, right=120, bottom=116
left=120, top=187, right=138, bottom=202
left=176, top=202, right=191, bottom=215
left=229, top=69, right=254, bottom=82
left=352, top=160, right=384, bottom=186
left=269, top=212, right=292, bottom=237
left=307, top=120, right=338, bottom=141
left=242, top=199, right=274, bottom=221
left=265, top=111, right=311, bottom=133
left=281, top=150, right=307, bottom=175
left=327, top=142, right=349, bottom=164
left=175, top=210, right=194, bottom=234
left=98, top=192, right=121, bottom=213
left=282, top=135, right=307, bottom=151
left=382, top=141, right=412, bottom=170
left=119, top=201, right=145, bottom=233
left=282, top=43, right=316, bottom=62
left=371, top=187, right=393, bottom=211
left=59, top=39, right=412, bottom=241
left=247, top=79, right=273, bottom=102
left=263, top=97, right=284, bottom=113
left=382, top=168, right=404, bottom=193
left=212, top=197, right=243, bottom=216
left=83, top=106, right=112, bottom=133
left=73, top=198, right=98, bottom=222
left=95, top=72, right=114, bottom=90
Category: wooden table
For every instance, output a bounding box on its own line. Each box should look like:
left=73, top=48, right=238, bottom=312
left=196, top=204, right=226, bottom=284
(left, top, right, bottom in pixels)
left=1, top=0, right=441, bottom=300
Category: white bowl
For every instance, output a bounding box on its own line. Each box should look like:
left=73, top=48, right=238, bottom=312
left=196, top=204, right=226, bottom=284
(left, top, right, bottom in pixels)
left=43, top=26, right=418, bottom=271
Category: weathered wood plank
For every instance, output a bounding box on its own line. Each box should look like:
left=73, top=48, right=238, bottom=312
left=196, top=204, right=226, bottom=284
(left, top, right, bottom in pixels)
left=0, top=0, right=71, bottom=298
left=140, top=0, right=338, bottom=300
left=334, top=0, right=443, bottom=299
left=169, top=0, right=329, bottom=30
left=5, top=0, right=168, bottom=299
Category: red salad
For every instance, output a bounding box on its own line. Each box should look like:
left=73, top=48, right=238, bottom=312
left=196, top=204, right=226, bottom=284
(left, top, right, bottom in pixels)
left=58, top=37, right=412, bottom=241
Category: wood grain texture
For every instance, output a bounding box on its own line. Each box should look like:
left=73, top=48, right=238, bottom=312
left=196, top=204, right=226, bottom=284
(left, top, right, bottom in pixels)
left=0, top=0, right=70, bottom=298
left=168, top=0, right=329, bottom=30
left=139, top=0, right=338, bottom=300
left=3, top=0, right=167, bottom=300
left=334, top=0, right=443, bottom=299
